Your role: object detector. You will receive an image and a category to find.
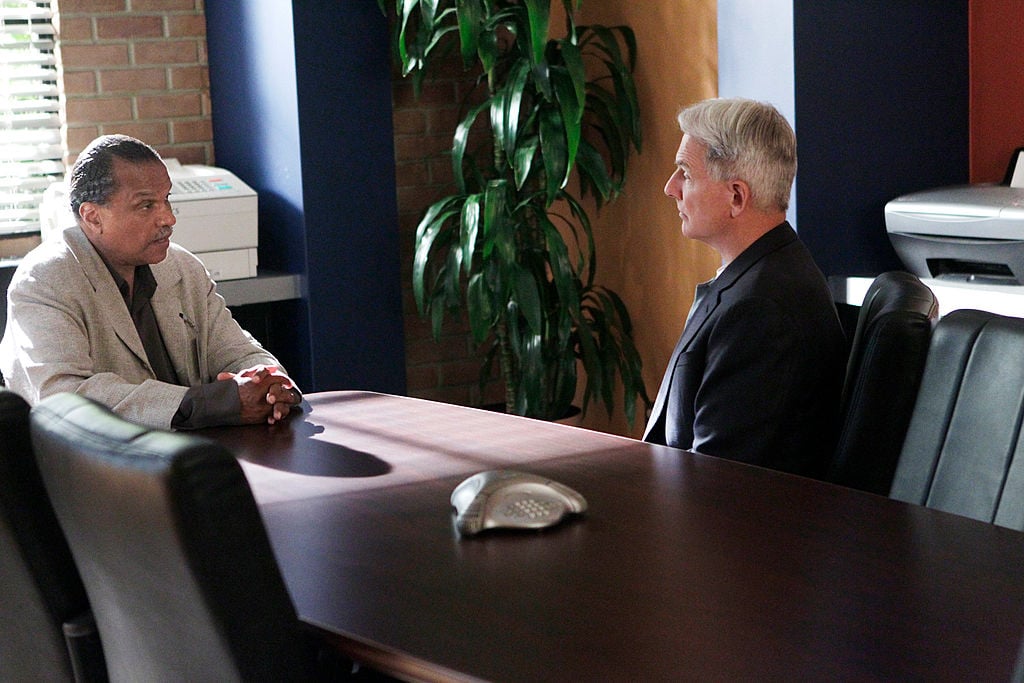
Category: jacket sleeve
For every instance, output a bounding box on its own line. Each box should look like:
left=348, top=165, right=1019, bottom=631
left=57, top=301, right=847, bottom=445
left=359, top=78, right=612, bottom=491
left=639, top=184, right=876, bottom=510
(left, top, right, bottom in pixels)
left=186, top=266, right=286, bottom=380
left=1, top=260, right=189, bottom=430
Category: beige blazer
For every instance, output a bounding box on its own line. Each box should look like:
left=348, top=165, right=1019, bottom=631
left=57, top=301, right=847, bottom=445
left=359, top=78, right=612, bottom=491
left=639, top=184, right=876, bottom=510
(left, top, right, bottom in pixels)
left=0, top=226, right=283, bottom=429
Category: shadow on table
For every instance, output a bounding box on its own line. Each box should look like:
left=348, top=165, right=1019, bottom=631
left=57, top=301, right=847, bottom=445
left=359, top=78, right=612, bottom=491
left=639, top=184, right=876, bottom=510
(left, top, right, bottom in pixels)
left=205, top=413, right=392, bottom=478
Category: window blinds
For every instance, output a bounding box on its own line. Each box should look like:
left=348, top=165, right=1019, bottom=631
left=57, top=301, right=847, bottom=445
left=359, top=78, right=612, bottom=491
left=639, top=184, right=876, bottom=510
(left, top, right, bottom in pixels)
left=1, top=1, right=62, bottom=236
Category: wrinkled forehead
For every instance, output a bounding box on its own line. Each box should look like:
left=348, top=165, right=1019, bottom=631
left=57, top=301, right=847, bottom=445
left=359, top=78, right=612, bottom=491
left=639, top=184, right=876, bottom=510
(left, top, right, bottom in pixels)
left=675, top=134, right=710, bottom=170
left=109, top=158, right=172, bottom=197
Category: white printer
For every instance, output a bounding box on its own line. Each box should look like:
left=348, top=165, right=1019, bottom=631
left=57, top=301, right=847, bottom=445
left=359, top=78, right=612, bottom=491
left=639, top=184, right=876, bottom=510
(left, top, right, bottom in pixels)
left=886, top=184, right=1024, bottom=285
left=40, top=160, right=258, bottom=281
left=886, top=148, right=1024, bottom=285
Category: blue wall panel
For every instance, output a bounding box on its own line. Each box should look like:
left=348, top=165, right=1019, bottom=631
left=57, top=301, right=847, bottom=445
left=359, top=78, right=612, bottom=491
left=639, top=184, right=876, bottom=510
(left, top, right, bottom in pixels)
left=793, top=0, right=969, bottom=278
left=205, top=0, right=406, bottom=394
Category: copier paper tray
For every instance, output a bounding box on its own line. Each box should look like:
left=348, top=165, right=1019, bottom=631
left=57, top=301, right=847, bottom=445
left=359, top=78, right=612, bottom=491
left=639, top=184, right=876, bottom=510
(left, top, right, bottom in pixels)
left=885, top=184, right=1024, bottom=284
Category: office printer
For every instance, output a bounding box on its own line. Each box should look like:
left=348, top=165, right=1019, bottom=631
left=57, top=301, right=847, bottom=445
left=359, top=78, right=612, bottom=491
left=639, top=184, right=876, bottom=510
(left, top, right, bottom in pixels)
left=886, top=149, right=1024, bottom=285
left=40, top=160, right=258, bottom=281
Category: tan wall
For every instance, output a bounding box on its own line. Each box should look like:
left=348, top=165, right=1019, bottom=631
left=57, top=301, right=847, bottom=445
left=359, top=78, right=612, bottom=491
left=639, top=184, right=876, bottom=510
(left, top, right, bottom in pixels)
left=570, top=1, right=719, bottom=437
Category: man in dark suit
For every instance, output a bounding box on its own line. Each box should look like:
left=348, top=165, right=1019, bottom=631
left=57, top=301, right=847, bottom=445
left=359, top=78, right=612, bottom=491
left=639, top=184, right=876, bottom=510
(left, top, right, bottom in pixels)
left=643, top=98, right=846, bottom=476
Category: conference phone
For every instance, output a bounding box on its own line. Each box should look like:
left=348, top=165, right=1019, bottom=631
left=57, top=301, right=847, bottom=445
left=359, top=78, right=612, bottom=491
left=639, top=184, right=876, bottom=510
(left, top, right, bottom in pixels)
left=450, top=469, right=587, bottom=536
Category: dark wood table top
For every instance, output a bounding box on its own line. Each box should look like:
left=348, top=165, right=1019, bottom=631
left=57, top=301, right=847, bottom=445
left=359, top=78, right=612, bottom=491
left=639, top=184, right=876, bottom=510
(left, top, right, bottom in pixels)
left=201, top=391, right=1024, bottom=682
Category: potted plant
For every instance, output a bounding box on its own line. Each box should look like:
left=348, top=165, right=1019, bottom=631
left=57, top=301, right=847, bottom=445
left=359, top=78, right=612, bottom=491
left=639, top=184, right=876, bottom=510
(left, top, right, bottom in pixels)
left=379, top=0, right=649, bottom=425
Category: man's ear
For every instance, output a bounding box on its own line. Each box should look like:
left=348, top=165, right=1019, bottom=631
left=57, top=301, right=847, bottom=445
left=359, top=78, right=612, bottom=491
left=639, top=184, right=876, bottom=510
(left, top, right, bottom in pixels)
left=728, top=180, right=751, bottom=217
left=77, top=202, right=102, bottom=236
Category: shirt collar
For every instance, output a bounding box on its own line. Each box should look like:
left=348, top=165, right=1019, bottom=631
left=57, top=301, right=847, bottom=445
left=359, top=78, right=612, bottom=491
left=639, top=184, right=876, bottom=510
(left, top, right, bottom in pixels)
left=100, top=258, right=157, bottom=307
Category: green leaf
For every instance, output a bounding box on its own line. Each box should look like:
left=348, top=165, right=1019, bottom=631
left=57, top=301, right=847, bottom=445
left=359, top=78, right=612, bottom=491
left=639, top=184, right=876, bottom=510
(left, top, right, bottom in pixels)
left=419, top=0, right=438, bottom=27
left=466, top=272, right=493, bottom=343
left=559, top=39, right=586, bottom=110
left=523, top=0, right=550, bottom=65
left=460, top=194, right=481, bottom=275
left=541, top=217, right=580, bottom=318
left=412, top=196, right=463, bottom=312
left=501, top=60, right=530, bottom=163
left=512, top=135, right=539, bottom=190
left=483, top=179, right=513, bottom=262
left=575, top=138, right=613, bottom=203
left=513, top=265, right=543, bottom=335
left=456, top=0, right=482, bottom=67
left=551, top=66, right=582, bottom=177
left=453, top=100, right=489, bottom=194
left=538, top=106, right=568, bottom=202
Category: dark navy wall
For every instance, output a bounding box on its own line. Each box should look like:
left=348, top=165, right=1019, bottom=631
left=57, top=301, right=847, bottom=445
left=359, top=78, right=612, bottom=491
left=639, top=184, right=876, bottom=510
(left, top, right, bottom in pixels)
left=793, top=0, right=969, bottom=278
left=204, top=0, right=406, bottom=394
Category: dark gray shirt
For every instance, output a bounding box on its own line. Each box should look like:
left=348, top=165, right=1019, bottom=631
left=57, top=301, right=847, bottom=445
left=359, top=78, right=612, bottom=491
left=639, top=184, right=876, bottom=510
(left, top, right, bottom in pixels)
left=110, top=264, right=241, bottom=429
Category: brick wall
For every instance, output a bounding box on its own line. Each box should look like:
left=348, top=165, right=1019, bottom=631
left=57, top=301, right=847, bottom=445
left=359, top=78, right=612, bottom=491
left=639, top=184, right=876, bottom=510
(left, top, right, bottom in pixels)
left=53, top=0, right=213, bottom=167
left=391, top=61, right=505, bottom=408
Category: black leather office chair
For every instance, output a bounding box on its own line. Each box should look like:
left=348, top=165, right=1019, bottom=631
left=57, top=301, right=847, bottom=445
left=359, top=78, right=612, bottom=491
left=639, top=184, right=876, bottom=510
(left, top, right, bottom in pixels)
left=826, top=271, right=938, bottom=495
left=890, top=309, right=1024, bottom=529
left=0, top=388, right=106, bottom=682
left=29, top=392, right=328, bottom=682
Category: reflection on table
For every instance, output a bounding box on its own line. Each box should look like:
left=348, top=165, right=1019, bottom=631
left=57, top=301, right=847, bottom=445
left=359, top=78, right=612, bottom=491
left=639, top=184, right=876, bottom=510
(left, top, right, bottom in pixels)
left=200, top=391, right=1024, bottom=682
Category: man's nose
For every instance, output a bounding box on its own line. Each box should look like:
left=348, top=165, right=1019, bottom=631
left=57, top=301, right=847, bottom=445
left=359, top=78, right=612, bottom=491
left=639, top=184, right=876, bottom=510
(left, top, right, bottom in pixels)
left=664, top=171, right=681, bottom=199
left=162, top=202, right=177, bottom=226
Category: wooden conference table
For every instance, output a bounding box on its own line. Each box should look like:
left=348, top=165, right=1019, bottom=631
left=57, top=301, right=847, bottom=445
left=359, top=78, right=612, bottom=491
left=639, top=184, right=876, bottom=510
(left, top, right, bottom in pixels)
left=200, top=391, right=1024, bottom=682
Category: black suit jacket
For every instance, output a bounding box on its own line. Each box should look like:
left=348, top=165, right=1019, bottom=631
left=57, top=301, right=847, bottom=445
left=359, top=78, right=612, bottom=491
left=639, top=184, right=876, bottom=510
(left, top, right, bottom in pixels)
left=643, top=223, right=846, bottom=476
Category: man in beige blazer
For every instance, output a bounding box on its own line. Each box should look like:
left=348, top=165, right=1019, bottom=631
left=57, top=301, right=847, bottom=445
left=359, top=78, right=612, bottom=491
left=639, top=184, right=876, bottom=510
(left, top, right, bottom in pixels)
left=0, top=134, right=300, bottom=429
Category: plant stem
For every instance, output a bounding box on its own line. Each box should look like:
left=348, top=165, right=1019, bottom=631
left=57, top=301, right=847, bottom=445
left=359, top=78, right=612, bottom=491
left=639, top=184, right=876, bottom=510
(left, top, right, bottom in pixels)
left=495, top=314, right=517, bottom=414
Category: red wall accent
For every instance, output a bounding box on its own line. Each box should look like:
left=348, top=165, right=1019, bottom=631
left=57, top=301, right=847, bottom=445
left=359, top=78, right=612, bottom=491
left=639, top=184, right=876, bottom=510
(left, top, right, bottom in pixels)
left=970, top=1, right=1024, bottom=182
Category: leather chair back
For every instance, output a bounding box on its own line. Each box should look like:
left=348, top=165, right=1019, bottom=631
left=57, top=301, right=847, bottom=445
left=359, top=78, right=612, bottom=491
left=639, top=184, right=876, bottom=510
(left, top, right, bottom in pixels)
left=30, top=393, right=316, bottom=682
left=827, top=272, right=938, bottom=494
left=0, top=388, right=105, bottom=682
left=890, top=309, right=1024, bottom=529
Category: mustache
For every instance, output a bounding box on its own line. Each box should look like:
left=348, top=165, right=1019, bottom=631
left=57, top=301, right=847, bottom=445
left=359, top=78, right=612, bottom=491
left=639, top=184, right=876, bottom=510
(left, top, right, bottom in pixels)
left=155, top=227, right=173, bottom=241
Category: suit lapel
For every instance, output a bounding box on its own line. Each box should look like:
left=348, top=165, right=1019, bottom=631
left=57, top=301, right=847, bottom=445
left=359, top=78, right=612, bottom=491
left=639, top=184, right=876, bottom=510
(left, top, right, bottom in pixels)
left=642, top=222, right=798, bottom=441
left=643, top=278, right=720, bottom=440
left=151, top=258, right=198, bottom=385
left=64, top=227, right=149, bottom=367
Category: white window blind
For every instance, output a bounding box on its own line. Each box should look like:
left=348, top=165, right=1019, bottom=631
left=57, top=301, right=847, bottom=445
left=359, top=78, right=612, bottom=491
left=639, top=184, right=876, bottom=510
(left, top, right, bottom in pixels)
left=1, top=0, right=62, bottom=236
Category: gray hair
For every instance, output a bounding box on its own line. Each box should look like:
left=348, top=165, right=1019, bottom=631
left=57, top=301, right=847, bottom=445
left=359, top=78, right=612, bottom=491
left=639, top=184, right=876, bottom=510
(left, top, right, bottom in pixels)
left=677, top=98, right=796, bottom=213
left=68, top=134, right=164, bottom=219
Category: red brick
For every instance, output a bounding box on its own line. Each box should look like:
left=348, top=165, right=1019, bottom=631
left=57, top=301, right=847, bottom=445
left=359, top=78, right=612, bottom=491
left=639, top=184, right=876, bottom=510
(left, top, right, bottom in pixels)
left=394, top=160, right=430, bottom=188
left=392, top=80, right=456, bottom=108
left=169, top=65, right=208, bottom=90
left=97, top=16, right=164, bottom=40
left=106, top=122, right=169, bottom=146
left=60, top=70, right=97, bottom=96
left=131, top=0, right=199, bottom=9
left=59, top=44, right=130, bottom=68
left=426, top=103, right=463, bottom=132
left=393, top=133, right=451, bottom=161
left=404, top=364, right=439, bottom=390
left=167, top=15, right=207, bottom=38
left=54, top=16, right=93, bottom=41
left=57, top=0, right=126, bottom=12
left=137, top=92, right=202, bottom=118
left=171, top=118, right=212, bottom=143
left=428, top=157, right=454, bottom=185
left=134, top=40, right=198, bottom=66
left=65, top=97, right=133, bottom=124
left=156, top=144, right=209, bottom=165
left=100, top=67, right=167, bottom=93
left=64, top=126, right=101, bottom=158
left=392, top=108, right=426, bottom=136
left=440, top=358, right=488, bottom=386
